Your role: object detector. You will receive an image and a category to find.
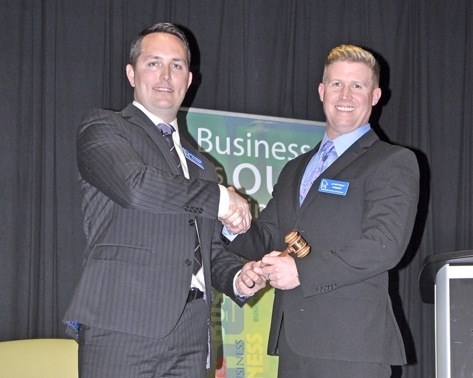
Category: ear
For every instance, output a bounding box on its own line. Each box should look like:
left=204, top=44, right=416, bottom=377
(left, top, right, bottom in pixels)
left=126, top=64, right=135, bottom=87
left=187, top=71, right=193, bottom=89
left=318, top=83, right=325, bottom=102
left=372, top=87, right=382, bottom=106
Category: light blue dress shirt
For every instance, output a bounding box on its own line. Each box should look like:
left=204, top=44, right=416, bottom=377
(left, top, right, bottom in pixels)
left=300, top=123, right=372, bottom=187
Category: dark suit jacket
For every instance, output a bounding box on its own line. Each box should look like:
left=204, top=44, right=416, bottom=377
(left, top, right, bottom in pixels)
left=227, top=129, right=419, bottom=365
left=64, top=104, right=244, bottom=339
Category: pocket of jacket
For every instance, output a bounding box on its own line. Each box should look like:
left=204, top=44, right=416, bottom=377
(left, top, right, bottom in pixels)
left=92, top=244, right=152, bottom=265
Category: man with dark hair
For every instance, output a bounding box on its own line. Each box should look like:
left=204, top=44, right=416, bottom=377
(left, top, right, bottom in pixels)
left=64, top=23, right=266, bottom=377
left=226, top=44, right=420, bottom=377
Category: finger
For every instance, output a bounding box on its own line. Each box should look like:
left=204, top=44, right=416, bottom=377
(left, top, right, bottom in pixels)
left=245, top=270, right=264, bottom=285
left=239, top=268, right=253, bottom=284
left=230, top=218, right=250, bottom=234
left=261, top=256, right=274, bottom=266
left=226, top=210, right=244, bottom=225
left=262, top=265, right=275, bottom=278
left=217, top=209, right=232, bottom=221
left=254, top=260, right=266, bottom=268
left=236, top=277, right=250, bottom=295
left=221, top=209, right=240, bottom=224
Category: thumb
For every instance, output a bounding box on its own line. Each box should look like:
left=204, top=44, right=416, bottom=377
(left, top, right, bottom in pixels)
left=262, top=252, right=280, bottom=264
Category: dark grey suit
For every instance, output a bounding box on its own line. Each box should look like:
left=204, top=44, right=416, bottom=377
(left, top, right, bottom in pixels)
left=64, top=104, right=244, bottom=361
left=227, top=130, right=419, bottom=371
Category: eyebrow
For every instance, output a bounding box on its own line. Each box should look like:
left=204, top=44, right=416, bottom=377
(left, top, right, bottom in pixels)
left=144, top=55, right=186, bottom=63
left=329, top=79, right=369, bottom=85
left=142, top=55, right=188, bottom=68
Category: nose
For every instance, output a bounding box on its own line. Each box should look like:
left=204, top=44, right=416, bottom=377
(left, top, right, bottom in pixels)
left=160, top=65, right=171, bottom=81
left=340, top=85, right=352, bottom=99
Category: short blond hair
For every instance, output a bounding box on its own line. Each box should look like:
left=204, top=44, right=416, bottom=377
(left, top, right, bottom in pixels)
left=322, top=44, right=380, bottom=87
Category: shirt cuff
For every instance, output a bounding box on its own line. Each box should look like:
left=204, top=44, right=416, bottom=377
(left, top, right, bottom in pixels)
left=218, top=185, right=229, bottom=218
left=233, top=269, right=253, bottom=298
left=222, top=226, right=237, bottom=242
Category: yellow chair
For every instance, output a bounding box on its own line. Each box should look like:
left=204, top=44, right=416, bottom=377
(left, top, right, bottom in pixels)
left=0, top=338, right=78, bottom=378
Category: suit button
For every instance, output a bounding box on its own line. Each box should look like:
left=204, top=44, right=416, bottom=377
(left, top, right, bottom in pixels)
left=189, top=219, right=195, bottom=226
left=185, top=259, right=192, bottom=266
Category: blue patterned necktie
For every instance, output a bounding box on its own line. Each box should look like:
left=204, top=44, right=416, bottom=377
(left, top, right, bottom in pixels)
left=157, top=123, right=202, bottom=275
left=299, top=140, right=336, bottom=205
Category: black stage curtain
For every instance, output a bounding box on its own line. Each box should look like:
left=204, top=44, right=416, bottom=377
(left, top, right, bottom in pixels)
left=1, top=1, right=472, bottom=377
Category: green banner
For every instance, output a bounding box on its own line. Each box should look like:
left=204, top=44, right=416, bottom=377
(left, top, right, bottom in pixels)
left=178, top=107, right=325, bottom=377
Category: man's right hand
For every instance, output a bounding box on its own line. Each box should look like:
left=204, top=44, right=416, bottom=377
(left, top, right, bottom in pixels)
left=219, top=187, right=251, bottom=234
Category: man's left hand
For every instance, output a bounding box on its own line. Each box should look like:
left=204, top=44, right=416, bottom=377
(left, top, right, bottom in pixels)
left=235, top=260, right=267, bottom=296
left=262, top=251, right=301, bottom=290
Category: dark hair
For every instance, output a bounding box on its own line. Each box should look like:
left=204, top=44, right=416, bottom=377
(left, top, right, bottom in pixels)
left=129, top=23, right=191, bottom=67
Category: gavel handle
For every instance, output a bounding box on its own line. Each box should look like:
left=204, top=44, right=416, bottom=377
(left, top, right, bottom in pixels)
left=279, top=247, right=292, bottom=257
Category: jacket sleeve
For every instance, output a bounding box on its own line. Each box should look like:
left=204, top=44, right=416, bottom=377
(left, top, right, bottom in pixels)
left=77, top=108, right=220, bottom=218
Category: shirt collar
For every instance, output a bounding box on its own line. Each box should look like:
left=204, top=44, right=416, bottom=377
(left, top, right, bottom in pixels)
left=132, top=101, right=179, bottom=132
left=322, top=124, right=371, bottom=157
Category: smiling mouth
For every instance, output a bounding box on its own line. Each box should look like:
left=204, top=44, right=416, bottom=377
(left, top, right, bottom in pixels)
left=154, top=87, right=173, bottom=93
left=335, top=105, right=355, bottom=112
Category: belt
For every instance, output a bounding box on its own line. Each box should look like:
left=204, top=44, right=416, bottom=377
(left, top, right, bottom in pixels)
left=187, top=288, right=204, bottom=303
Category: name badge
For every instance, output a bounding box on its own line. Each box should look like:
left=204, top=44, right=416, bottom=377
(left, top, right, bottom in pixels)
left=318, top=179, right=349, bottom=196
left=183, top=148, right=205, bottom=169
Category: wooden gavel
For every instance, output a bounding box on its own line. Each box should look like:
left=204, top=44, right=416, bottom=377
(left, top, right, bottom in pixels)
left=279, top=230, right=311, bottom=258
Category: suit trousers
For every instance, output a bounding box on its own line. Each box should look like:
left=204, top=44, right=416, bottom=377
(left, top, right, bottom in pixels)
left=277, top=323, right=392, bottom=378
left=78, top=298, right=208, bottom=378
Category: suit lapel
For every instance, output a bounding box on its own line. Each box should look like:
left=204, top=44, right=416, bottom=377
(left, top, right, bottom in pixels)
left=292, top=142, right=320, bottom=212
left=120, top=104, right=183, bottom=176
left=180, top=138, right=202, bottom=179
left=298, top=130, right=379, bottom=211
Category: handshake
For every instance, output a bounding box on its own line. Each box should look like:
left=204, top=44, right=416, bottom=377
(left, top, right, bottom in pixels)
left=218, top=187, right=309, bottom=296
left=218, top=187, right=252, bottom=235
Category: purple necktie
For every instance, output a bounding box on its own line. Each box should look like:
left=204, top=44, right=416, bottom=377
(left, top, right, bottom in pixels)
left=299, top=140, right=335, bottom=205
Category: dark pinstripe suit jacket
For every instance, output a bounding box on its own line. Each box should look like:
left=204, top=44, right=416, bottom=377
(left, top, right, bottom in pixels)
left=64, top=104, right=244, bottom=338
left=227, top=130, right=420, bottom=365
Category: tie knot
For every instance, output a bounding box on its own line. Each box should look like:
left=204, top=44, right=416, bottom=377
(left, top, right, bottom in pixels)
left=157, top=123, right=175, bottom=136
left=320, top=140, right=334, bottom=154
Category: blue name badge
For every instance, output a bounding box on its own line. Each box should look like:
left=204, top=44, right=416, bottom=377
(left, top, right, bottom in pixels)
left=318, top=179, right=349, bottom=196
left=183, top=148, right=205, bottom=169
